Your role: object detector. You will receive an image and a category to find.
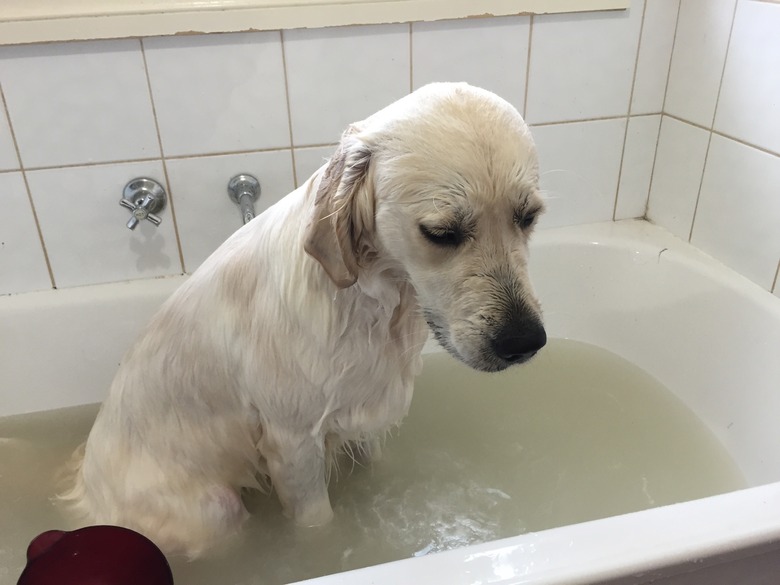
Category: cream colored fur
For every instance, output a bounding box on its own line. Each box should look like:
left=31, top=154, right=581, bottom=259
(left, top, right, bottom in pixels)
left=61, top=83, right=546, bottom=557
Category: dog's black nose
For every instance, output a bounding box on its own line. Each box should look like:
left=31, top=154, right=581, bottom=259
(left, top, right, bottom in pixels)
left=491, top=322, right=547, bottom=365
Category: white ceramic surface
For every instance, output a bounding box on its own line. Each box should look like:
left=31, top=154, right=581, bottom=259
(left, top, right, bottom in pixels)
left=615, top=114, right=661, bottom=220
left=525, top=5, right=643, bottom=124
left=692, top=134, right=780, bottom=291
left=26, top=160, right=181, bottom=288
left=646, top=116, right=710, bottom=240
left=664, top=0, right=737, bottom=128
left=630, top=0, right=680, bottom=116
left=283, top=24, right=410, bottom=146
left=143, top=32, right=291, bottom=157
left=412, top=17, right=530, bottom=115
left=0, top=172, right=51, bottom=295
left=167, top=150, right=295, bottom=272
left=531, top=118, right=626, bottom=229
left=0, top=108, right=18, bottom=171
left=715, top=0, right=780, bottom=156
left=0, top=39, right=159, bottom=168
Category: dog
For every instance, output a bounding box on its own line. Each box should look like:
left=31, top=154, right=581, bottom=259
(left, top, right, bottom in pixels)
left=62, top=82, right=547, bottom=557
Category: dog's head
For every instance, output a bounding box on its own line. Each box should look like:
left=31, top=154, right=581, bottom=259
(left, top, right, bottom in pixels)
left=305, top=83, right=546, bottom=372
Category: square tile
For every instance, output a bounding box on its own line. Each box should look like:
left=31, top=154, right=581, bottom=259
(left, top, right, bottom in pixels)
left=143, top=32, right=291, bottom=157
left=0, top=172, right=51, bottom=295
left=412, top=16, right=530, bottom=115
left=284, top=24, right=410, bottom=146
left=646, top=116, right=710, bottom=240
left=691, top=135, right=780, bottom=290
left=0, top=107, right=18, bottom=171
left=167, top=150, right=295, bottom=272
left=0, top=40, right=159, bottom=168
left=714, top=0, right=780, bottom=156
left=616, top=115, right=662, bottom=220
left=631, top=0, right=680, bottom=115
left=27, top=161, right=181, bottom=288
left=664, top=0, right=737, bottom=128
left=293, top=145, right=337, bottom=188
left=526, top=5, right=643, bottom=124
left=531, top=118, right=627, bottom=229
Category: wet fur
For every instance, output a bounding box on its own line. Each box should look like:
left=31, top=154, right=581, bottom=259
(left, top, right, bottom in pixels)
left=60, top=83, right=545, bottom=557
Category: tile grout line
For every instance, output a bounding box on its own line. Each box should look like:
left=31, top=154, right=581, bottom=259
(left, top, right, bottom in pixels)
left=140, top=38, right=186, bottom=274
left=686, top=0, right=739, bottom=243
left=522, top=15, right=534, bottom=121
left=643, top=0, right=683, bottom=219
left=663, top=112, right=780, bottom=158
left=612, top=0, right=648, bottom=221
left=0, top=83, right=57, bottom=289
left=408, top=22, right=414, bottom=93
left=12, top=143, right=348, bottom=173
left=707, top=0, right=740, bottom=130
left=279, top=29, right=299, bottom=189
left=531, top=114, right=643, bottom=128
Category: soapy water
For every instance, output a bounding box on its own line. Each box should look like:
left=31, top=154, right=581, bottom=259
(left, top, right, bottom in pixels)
left=0, top=339, right=745, bottom=584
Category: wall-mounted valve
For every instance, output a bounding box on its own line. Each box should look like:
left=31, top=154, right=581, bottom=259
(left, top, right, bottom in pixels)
left=228, top=174, right=260, bottom=225
left=120, top=178, right=167, bottom=230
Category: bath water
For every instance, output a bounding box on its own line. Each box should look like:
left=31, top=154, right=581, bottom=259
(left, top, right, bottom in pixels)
left=0, top=339, right=745, bottom=584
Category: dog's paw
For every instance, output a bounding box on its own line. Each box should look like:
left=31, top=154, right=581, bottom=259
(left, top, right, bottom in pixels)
left=290, top=498, right=334, bottom=528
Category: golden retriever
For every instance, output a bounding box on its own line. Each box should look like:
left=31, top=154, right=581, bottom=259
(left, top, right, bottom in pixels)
left=62, top=82, right=547, bottom=557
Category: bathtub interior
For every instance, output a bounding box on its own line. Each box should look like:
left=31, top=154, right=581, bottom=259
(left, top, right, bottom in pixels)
left=2, top=218, right=780, bottom=584
left=527, top=220, right=780, bottom=488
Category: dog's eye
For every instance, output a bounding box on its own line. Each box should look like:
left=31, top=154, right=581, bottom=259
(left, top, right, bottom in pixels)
left=419, top=225, right=463, bottom=247
left=515, top=213, right=537, bottom=230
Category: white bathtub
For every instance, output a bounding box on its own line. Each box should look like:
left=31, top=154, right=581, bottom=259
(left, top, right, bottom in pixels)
left=3, top=219, right=780, bottom=584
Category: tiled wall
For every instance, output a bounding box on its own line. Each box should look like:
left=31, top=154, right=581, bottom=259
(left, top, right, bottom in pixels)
left=647, top=0, right=780, bottom=296
left=4, top=0, right=775, bottom=299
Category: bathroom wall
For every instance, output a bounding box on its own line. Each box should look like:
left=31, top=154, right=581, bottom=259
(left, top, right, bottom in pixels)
left=647, top=0, right=780, bottom=296
left=646, top=0, right=780, bottom=297
left=0, top=0, right=725, bottom=297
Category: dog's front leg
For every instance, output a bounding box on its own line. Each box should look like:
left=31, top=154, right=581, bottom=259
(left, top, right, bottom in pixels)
left=264, top=430, right=333, bottom=527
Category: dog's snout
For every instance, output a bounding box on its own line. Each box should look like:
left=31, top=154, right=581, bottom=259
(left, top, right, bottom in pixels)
left=490, top=321, right=547, bottom=365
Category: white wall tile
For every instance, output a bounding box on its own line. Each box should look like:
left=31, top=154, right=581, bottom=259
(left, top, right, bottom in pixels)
left=284, top=24, right=410, bottom=146
left=0, top=40, right=158, bottom=168
left=691, top=135, right=780, bottom=290
left=412, top=17, right=530, bottom=115
left=631, top=0, right=680, bottom=115
left=531, top=118, right=627, bottom=229
left=294, top=145, right=336, bottom=188
left=27, top=161, right=181, bottom=288
left=646, top=116, right=710, bottom=240
left=0, top=172, right=51, bottom=295
left=143, top=33, right=291, bottom=157
left=167, top=150, right=295, bottom=272
left=714, top=0, right=780, bottom=156
left=0, top=108, right=18, bottom=171
left=616, top=115, right=662, bottom=220
left=526, top=5, right=643, bottom=124
left=664, top=0, right=737, bottom=128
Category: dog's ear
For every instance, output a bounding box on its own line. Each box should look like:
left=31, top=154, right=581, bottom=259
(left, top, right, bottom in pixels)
left=304, top=130, right=374, bottom=288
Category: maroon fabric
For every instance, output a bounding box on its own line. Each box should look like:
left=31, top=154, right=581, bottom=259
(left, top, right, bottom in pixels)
left=18, top=526, right=174, bottom=585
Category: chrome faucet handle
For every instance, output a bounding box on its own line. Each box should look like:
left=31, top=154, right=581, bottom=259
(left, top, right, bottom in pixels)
left=228, top=174, right=260, bottom=225
left=120, top=178, right=167, bottom=230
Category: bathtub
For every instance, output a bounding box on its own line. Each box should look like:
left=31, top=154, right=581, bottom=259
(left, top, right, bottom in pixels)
left=2, top=219, right=780, bottom=584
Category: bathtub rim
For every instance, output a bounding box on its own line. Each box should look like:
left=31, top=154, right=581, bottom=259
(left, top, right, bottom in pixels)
left=293, top=481, right=780, bottom=584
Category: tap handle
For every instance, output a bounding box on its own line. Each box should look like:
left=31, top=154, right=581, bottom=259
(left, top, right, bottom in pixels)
left=119, top=178, right=167, bottom=231
left=228, top=174, right=260, bottom=225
